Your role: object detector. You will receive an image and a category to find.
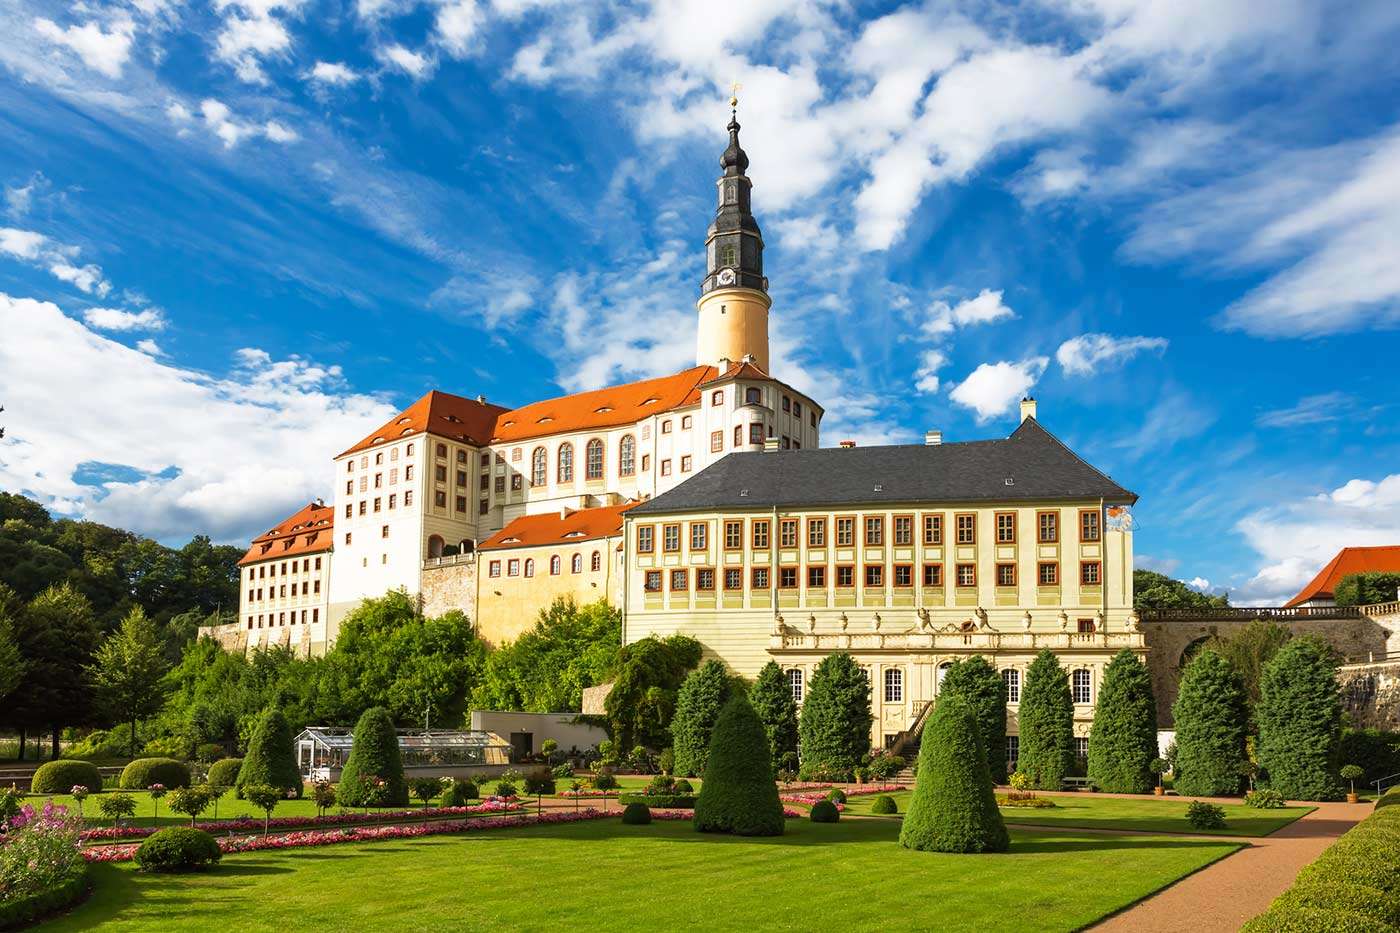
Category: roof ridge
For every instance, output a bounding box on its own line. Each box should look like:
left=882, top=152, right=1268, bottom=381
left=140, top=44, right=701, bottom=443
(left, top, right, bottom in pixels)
left=1011, top=417, right=1133, bottom=498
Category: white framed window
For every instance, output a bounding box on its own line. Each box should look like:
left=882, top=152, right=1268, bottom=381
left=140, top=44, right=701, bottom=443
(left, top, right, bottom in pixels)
left=1072, top=669, right=1092, bottom=704
left=550, top=555, right=561, bottom=575
left=883, top=668, right=903, bottom=704
left=936, top=661, right=953, bottom=691
left=1003, top=669, right=1020, bottom=704
left=571, top=553, right=583, bottom=573
left=787, top=668, right=804, bottom=703
left=1007, top=735, right=1019, bottom=768
left=1074, top=736, right=1089, bottom=760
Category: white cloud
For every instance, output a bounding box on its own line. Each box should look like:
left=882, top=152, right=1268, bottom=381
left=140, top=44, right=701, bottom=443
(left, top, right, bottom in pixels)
left=165, top=100, right=192, bottom=122
left=0, top=227, right=111, bottom=296
left=308, top=61, right=358, bottom=85
left=0, top=227, right=47, bottom=260
left=189, top=98, right=290, bottom=148
left=1112, top=390, right=1214, bottom=459
left=1235, top=472, right=1400, bottom=605
left=82, top=307, right=167, bottom=331
left=1187, top=576, right=1212, bottom=593
left=380, top=44, right=434, bottom=79
left=948, top=357, right=1048, bottom=422
left=1255, top=391, right=1352, bottom=428
left=263, top=120, right=298, bottom=143
left=1056, top=333, right=1168, bottom=376
left=136, top=338, right=164, bottom=355
left=435, top=0, right=481, bottom=57
left=212, top=0, right=305, bottom=84
left=0, top=292, right=396, bottom=543
left=33, top=16, right=135, bottom=79
left=913, top=348, right=947, bottom=394
left=924, top=288, right=1015, bottom=337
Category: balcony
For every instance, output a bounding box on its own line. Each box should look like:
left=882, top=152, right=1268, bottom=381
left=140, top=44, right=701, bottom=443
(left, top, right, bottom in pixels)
left=770, top=628, right=1144, bottom=653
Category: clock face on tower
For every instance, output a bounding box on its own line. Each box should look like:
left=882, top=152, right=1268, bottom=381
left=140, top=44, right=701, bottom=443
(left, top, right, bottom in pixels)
left=717, top=268, right=736, bottom=286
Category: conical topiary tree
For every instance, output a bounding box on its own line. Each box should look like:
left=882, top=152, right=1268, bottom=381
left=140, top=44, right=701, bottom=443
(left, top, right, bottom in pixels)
left=236, top=706, right=302, bottom=798
left=337, top=706, right=409, bottom=808
left=1087, top=650, right=1158, bottom=794
left=798, top=653, right=872, bottom=778
left=939, top=656, right=1009, bottom=783
left=1018, top=650, right=1073, bottom=790
left=693, top=693, right=784, bottom=836
left=1172, top=648, right=1247, bottom=797
left=671, top=659, right=737, bottom=777
left=900, top=694, right=1009, bottom=853
left=1257, top=637, right=1343, bottom=801
left=750, top=661, right=799, bottom=767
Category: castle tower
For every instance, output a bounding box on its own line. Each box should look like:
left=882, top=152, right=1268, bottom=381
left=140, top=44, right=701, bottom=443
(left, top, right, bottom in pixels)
left=696, top=95, right=771, bottom=373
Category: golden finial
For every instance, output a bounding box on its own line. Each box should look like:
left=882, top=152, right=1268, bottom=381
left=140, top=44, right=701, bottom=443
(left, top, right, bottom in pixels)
left=729, top=81, right=742, bottom=112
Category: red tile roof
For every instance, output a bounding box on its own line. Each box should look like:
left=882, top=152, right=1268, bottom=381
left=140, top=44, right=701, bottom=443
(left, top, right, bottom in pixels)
left=489, top=365, right=717, bottom=443
left=479, top=502, right=636, bottom=551
left=1285, top=545, right=1400, bottom=607
left=340, top=390, right=510, bottom=458
left=240, top=502, right=335, bottom=566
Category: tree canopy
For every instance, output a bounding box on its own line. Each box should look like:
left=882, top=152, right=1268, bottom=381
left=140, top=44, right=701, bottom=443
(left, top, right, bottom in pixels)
left=749, top=661, right=799, bottom=767
left=470, top=598, right=620, bottom=713
left=1257, top=637, right=1343, bottom=801
left=1334, top=572, right=1400, bottom=607
left=1133, top=569, right=1229, bottom=610
left=1086, top=650, right=1158, bottom=794
left=88, top=606, right=169, bottom=756
left=797, top=653, right=872, bottom=777
left=603, top=634, right=702, bottom=751
left=671, top=659, right=739, bottom=777
left=938, top=656, right=1009, bottom=783
left=1206, top=618, right=1292, bottom=717
left=1017, top=650, right=1074, bottom=790
left=3, top=582, right=101, bottom=753
left=900, top=694, right=1009, bottom=854
left=1172, top=648, right=1248, bottom=797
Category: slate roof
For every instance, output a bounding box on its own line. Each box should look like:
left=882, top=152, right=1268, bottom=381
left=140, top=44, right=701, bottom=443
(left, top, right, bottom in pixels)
left=629, top=418, right=1136, bottom=516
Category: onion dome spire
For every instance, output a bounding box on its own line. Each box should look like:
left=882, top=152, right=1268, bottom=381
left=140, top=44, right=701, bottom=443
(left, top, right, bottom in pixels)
left=702, top=86, right=766, bottom=298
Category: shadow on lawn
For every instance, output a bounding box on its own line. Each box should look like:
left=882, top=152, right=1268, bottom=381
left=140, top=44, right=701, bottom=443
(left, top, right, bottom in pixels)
left=1000, top=812, right=1305, bottom=838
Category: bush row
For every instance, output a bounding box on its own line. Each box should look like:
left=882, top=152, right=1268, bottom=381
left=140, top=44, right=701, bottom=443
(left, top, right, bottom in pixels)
left=617, top=793, right=696, bottom=809
left=0, top=864, right=89, bottom=928
left=1243, top=787, right=1400, bottom=931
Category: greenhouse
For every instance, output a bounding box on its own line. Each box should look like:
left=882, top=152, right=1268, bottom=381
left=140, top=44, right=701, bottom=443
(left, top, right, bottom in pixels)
left=295, top=726, right=513, bottom=781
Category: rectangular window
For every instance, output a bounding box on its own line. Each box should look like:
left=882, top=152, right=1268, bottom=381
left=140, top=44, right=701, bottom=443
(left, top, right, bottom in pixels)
left=793, top=400, right=802, bottom=417
left=669, top=569, right=688, bottom=591
left=358, top=501, right=367, bottom=516
left=1038, top=562, right=1059, bottom=586
left=752, top=520, right=769, bottom=549
left=434, top=491, right=447, bottom=507
left=405, top=465, right=414, bottom=481
left=923, top=514, right=942, bottom=545
left=884, top=668, right=903, bottom=704
left=345, top=504, right=352, bottom=518
left=836, top=516, right=854, bottom=546
left=779, top=519, right=797, bottom=548
left=751, top=567, right=770, bottom=589
left=660, top=459, right=672, bottom=477
left=893, top=515, right=912, bottom=546
left=724, top=521, right=743, bottom=549
left=508, top=559, right=521, bottom=577
left=864, top=564, right=884, bottom=587
left=644, top=570, right=662, bottom=592
left=789, top=669, right=804, bottom=703
left=381, top=525, right=389, bottom=539
left=835, top=565, right=855, bottom=588
left=663, top=523, right=681, bottom=552
left=681, top=415, right=693, bottom=430
left=455, top=495, right=467, bottom=512
left=690, top=523, right=708, bottom=551
left=710, top=430, right=723, bottom=452
left=782, top=395, right=791, bottom=412
left=388, top=494, right=396, bottom=509
left=661, top=420, right=672, bottom=434
left=696, top=568, right=715, bottom=591
left=749, top=423, right=764, bottom=444
left=955, top=513, right=976, bottom=544
left=807, top=518, right=826, bottom=547
left=712, top=390, right=724, bottom=406
left=1081, top=561, right=1102, bottom=585
left=680, top=455, right=692, bottom=473
left=493, top=475, right=505, bottom=493
left=956, top=563, right=976, bottom=587
left=511, top=474, right=522, bottom=491
left=637, top=526, right=654, bottom=553
left=1074, top=736, right=1089, bottom=759
left=1078, top=618, right=1096, bottom=634
left=893, top=564, right=913, bottom=587
left=724, top=568, right=743, bottom=590
left=478, top=499, right=489, bottom=515
left=641, top=454, right=650, bottom=472
left=922, top=563, right=943, bottom=587
left=865, top=516, right=883, bottom=545
left=457, top=470, right=468, bottom=487
left=403, top=490, right=413, bottom=507
left=373, top=497, right=382, bottom=512
left=996, top=563, right=1016, bottom=587
left=996, top=511, right=1016, bottom=544
left=1081, top=509, right=1101, bottom=542
left=1038, top=511, right=1059, bottom=543
left=435, top=465, right=447, bottom=482
left=734, top=425, right=743, bottom=447
left=345, top=481, right=353, bottom=495
left=1073, top=670, right=1092, bottom=705
left=344, top=532, right=352, bottom=545
left=807, top=565, right=826, bottom=588
left=359, top=476, right=368, bottom=493
left=778, top=567, right=798, bottom=589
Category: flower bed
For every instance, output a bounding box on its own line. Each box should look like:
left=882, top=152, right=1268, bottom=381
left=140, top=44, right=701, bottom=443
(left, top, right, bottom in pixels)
left=1, top=801, right=90, bottom=927
left=84, top=808, right=613, bottom=863
left=648, top=808, right=806, bottom=821
left=78, top=799, right=523, bottom=843
left=557, top=789, right=613, bottom=798
left=778, top=783, right=901, bottom=796
left=778, top=794, right=846, bottom=810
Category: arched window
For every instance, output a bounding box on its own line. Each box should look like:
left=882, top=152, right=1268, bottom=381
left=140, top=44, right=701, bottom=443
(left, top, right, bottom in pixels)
left=936, top=661, right=953, bottom=691
left=586, top=438, right=604, bottom=480
left=557, top=443, right=573, bottom=483
left=427, top=535, right=445, bottom=559
left=571, top=553, right=583, bottom=573
left=524, top=559, right=535, bottom=578
left=1002, top=669, right=1021, bottom=704
left=590, top=551, right=601, bottom=572
left=550, top=555, right=561, bottom=575
left=619, top=434, right=636, bottom=476
left=1072, top=669, right=1092, bottom=704
left=745, top=387, right=761, bottom=404
left=531, top=447, right=546, bottom=486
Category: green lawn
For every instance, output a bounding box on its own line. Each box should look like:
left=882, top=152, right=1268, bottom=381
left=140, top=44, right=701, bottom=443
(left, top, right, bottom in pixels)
left=49, top=817, right=1240, bottom=932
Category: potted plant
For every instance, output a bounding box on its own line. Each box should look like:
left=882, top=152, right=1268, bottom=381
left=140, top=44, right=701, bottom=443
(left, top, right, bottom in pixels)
left=1341, top=764, right=1364, bottom=804
left=1150, top=758, right=1168, bottom=796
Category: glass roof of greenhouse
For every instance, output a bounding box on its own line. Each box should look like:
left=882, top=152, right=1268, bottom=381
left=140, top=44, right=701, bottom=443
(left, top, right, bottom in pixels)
left=296, top=727, right=510, bottom=751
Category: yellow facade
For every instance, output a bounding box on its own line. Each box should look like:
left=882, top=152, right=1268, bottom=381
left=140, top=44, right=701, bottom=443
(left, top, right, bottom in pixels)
left=695, top=287, right=771, bottom=373
left=476, top=538, right=622, bottom=646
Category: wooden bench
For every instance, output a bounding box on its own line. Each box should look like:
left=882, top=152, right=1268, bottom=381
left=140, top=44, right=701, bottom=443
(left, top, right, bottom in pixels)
left=1061, top=776, right=1095, bottom=791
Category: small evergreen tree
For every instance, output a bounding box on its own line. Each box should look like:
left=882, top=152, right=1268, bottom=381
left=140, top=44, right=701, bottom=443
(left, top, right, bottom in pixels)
left=939, top=656, right=1009, bottom=783
left=235, top=706, right=302, bottom=799
left=1017, top=650, right=1073, bottom=790
left=337, top=706, right=408, bottom=807
left=671, top=659, right=737, bottom=777
left=900, top=694, right=1009, bottom=854
left=1087, top=650, right=1158, bottom=794
left=1172, top=649, right=1248, bottom=797
left=798, top=653, right=872, bottom=776
left=1257, top=637, right=1343, bottom=801
left=749, top=661, right=799, bottom=766
left=693, top=694, right=784, bottom=836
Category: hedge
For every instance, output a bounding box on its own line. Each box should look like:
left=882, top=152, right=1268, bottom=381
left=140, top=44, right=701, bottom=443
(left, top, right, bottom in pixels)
left=618, top=793, right=696, bottom=809
left=236, top=706, right=302, bottom=799
left=29, top=759, right=103, bottom=795
left=0, top=864, right=88, bottom=929
left=900, top=694, right=1009, bottom=854
left=1243, top=787, right=1400, bottom=930
left=693, top=693, right=784, bottom=836
left=1171, top=649, right=1247, bottom=797
left=207, top=757, right=244, bottom=789
left=118, top=758, right=191, bottom=790
left=1086, top=650, right=1158, bottom=794
left=1256, top=638, right=1343, bottom=801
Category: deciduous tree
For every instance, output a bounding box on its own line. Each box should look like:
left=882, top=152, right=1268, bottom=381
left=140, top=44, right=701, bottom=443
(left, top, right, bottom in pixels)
left=88, top=606, right=169, bottom=757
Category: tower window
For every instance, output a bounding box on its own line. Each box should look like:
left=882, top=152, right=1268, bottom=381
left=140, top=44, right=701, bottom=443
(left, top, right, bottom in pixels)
left=719, top=244, right=737, bottom=267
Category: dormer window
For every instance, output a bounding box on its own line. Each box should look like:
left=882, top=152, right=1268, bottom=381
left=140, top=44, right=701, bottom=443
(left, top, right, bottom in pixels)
left=397, top=417, right=412, bottom=425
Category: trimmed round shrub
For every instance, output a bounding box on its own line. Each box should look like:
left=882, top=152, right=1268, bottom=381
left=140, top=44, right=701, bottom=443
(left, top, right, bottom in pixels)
left=621, top=802, right=652, bottom=825
left=1186, top=801, right=1226, bottom=830
left=1246, top=789, right=1286, bottom=809
left=693, top=694, right=784, bottom=837
left=810, top=799, right=840, bottom=823
left=236, top=707, right=302, bottom=799
left=30, top=759, right=102, bottom=795
left=119, top=758, right=191, bottom=790
left=1242, top=906, right=1389, bottom=933
left=1087, top=650, right=1158, bottom=794
left=1018, top=650, right=1074, bottom=791
left=1172, top=649, right=1248, bottom=797
left=337, top=707, right=408, bottom=808
left=1273, top=880, right=1400, bottom=927
left=900, top=694, right=1009, bottom=854
left=870, top=795, right=898, bottom=815
left=826, top=788, right=847, bottom=804
left=440, top=779, right=478, bottom=807
left=673, top=779, right=694, bottom=793
left=206, top=757, right=243, bottom=789
left=133, top=827, right=222, bottom=873
left=1257, top=638, right=1344, bottom=801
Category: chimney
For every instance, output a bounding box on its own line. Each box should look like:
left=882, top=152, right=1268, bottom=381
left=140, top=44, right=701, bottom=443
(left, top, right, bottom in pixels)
left=717, top=356, right=731, bottom=372
left=742, top=353, right=754, bottom=364
left=924, top=430, right=943, bottom=446
left=1020, top=396, right=1038, bottom=422
left=559, top=505, right=574, bottom=520
left=839, top=440, right=856, bottom=449
left=763, top=437, right=781, bottom=452
left=476, top=394, right=486, bottom=405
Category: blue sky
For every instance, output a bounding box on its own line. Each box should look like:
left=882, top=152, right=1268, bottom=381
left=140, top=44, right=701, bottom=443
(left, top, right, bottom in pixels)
left=1, top=0, right=1398, bottom=604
